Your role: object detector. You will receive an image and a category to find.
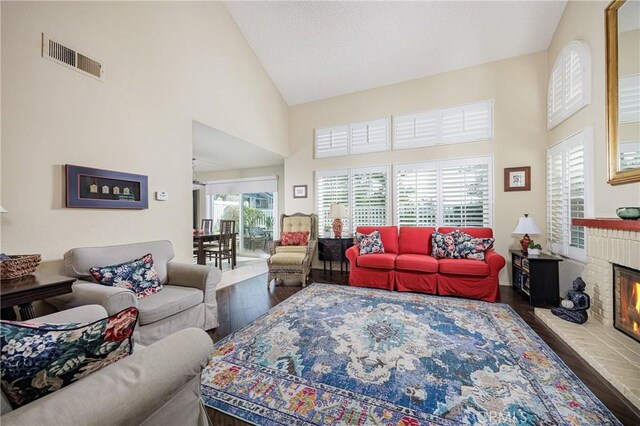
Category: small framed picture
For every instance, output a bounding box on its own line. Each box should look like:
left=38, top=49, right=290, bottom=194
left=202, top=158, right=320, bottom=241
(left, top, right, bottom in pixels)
left=293, top=185, right=308, bottom=199
left=504, top=166, right=531, bottom=192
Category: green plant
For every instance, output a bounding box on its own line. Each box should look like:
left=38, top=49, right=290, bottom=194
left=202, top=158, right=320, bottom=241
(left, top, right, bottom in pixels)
left=265, top=215, right=273, bottom=230
left=242, top=206, right=265, bottom=234
left=528, top=242, right=542, bottom=250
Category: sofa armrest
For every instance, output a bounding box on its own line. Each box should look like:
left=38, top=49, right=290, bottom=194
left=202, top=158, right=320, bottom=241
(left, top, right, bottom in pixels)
left=46, top=281, right=138, bottom=316
left=485, top=250, right=506, bottom=276
left=270, top=240, right=282, bottom=255
left=1, top=328, right=213, bottom=426
left=166, top=262, right=221, bottom=295
left=345, top=245, right=360, bottom=266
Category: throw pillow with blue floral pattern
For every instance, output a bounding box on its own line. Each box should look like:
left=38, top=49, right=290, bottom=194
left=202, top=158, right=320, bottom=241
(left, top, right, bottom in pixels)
left=0, top=307, right=138, bottom=408
left=356, top=230, right=385, bottom=255
left=90, top=253, right=162, bottom=299
left=431, top=230, right=459, bottom=258
left=455, top=232, right=495, bottom=261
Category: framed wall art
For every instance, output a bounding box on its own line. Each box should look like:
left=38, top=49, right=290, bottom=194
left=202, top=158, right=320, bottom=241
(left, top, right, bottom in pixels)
left=293, top=184, right=308, bottom=199
left=504, top=166, right=531, bottom=192
left=66, top=164, right=149, bottom=209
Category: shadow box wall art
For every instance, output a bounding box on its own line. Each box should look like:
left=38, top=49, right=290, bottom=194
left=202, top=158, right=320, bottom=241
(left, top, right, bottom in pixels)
left=66, top=164, right=149, bottom=209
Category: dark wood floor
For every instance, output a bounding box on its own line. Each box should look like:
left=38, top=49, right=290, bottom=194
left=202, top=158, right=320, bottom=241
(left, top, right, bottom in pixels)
left=206, top=270, right=640, bottom=426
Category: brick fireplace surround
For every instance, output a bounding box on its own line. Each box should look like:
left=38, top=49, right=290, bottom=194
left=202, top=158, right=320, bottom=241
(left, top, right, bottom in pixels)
left=535, top=218, right=640, bottom=410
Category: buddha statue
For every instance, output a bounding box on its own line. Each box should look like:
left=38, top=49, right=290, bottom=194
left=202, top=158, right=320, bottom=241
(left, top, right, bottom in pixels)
left=551, top=277, right=590, bottom=324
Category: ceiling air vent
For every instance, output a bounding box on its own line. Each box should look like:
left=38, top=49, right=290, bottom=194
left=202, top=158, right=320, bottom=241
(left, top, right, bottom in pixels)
left=41, top=33, right=103, bottom=81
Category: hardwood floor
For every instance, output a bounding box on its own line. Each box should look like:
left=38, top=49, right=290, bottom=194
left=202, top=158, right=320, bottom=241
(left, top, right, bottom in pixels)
left=206, top=270, right=640, bottom=426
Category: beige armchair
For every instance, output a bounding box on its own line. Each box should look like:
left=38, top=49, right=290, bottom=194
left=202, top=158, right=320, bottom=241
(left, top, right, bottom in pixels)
left=43, top=240, right=221, bottom=346
left=1, top=305, right=213, bottom=426
left=267, top=213, right=317, bottom=287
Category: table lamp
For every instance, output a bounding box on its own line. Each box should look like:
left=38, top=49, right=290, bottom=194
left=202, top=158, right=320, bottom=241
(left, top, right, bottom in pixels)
left=0, top=205, right=7, bottom=213
left=513, top=213, right=541, bottom=254
left=329, top=203, right=347, bottom=238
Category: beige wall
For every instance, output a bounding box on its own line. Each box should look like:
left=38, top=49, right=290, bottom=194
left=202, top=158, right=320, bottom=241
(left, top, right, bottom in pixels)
left=286, top=52, right=549, bottom=282
left=547, top=1, right=640, bottom=294
left=0, top=1, right=289, bottom=268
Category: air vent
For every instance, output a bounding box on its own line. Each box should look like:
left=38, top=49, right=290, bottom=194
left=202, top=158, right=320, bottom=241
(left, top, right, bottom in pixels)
left=41, top=33, right=103, bottom=81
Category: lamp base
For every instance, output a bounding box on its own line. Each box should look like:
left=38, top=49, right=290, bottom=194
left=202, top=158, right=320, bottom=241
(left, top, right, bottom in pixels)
left=332, top=218, right=343, bottom=239
left=520, top=234, right=531, bottom=255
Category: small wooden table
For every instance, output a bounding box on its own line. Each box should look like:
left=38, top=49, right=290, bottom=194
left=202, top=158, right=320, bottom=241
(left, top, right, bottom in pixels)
left=318, top=237, right=354, bottom=274
left=510, top=250, right=562, bottom=307
left=193, top=232, right=238, bottom=266
left=1, top=274, right=76, bottom=320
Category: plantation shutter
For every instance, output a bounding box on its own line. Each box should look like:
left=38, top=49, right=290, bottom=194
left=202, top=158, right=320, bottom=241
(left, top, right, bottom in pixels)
left=393, top=110, right=438, bottom=149
left=440, top=158, right=492, bottom=227
left=548, top=64, right=564, bottom=126
left=439, top=100, right=493, bottom=144
left=547, top=127, right=590, bottom=260
left=619, top=74, right=640, bottom=124
left=395, top=163, right=438, bottom=226
left=350, top=166, right=390, bottom=229
left=315, top=125, right=349, bottom=158
left=564, top=48, right=585, bottom=112
left=350, top=119, right=389, bottom=154
left=316, top=170, right=349, bottom=235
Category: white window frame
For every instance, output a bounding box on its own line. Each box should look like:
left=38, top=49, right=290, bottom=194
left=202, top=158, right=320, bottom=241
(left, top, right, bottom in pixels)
left=546, top=126, right=594, bottom=261
left=315, top=119, right=390, bottom=159
left=547, top=40, right=592, bottom=130
left=393, top=156, right=494, bottom=228
left=393, top=100, right=493, bottom=150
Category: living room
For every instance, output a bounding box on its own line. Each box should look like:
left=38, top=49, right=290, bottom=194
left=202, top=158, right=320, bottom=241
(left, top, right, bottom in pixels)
left=1, top=1, right=639, bottom=425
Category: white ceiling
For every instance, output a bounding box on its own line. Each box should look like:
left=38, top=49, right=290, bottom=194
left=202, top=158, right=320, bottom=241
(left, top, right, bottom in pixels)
left=192, top=121, right=284, bottom=173
left=225, top=1, right=567, bottom=105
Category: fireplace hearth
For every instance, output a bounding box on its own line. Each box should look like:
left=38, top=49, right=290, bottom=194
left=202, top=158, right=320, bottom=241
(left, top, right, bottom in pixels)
left=613, top=264, right=640, bottom=343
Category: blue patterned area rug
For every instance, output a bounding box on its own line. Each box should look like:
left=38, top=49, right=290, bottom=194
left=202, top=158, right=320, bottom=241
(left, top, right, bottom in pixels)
left=201, top=284, right=620, bottom=425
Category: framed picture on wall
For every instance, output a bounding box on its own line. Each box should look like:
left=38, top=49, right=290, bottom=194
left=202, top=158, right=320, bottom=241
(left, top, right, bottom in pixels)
left=293, top=185, right=308, bottom=199
left=66, top=164, right=149, bottom=209
left=504, top=166, right=531, bottom=192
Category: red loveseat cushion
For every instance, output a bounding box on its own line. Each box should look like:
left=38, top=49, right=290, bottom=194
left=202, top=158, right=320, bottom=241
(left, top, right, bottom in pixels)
left=399, top=227, right=436, bottom=255
left=356, top=253, right=396, bottom=270
left=356, top=226, right=399, bottom=254
left=438, top=258, right=490, bottom=276
left=395, top=254, right=438, bottom=273
left=438, top=227, right=493, bottom=239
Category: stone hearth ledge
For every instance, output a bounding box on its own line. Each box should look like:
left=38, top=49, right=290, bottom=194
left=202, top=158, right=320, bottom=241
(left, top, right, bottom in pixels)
left=535, top=308, right=640, bottom=410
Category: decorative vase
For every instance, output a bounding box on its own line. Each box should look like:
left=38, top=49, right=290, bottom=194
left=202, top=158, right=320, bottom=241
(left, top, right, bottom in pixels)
left=332, top=218, right=343, bottom=238
left=616, top=207, right=640, bottom=220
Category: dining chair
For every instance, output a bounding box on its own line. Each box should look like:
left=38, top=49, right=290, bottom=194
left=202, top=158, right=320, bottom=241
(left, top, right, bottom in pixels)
left=204, top=220, right=235, bottom=270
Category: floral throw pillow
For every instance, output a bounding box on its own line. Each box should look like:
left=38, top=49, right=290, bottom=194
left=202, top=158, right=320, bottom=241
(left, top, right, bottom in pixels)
left=281, top=231, right=310, bottom=246
left=432, top=230, right=460, bottom=259
left=90, top=253, right=162, bottom=299
left=356, top=230, right=385, bottom=255
left=0, top=307, right=138, bottom=408
left=455, top=232, right=495, bottom=261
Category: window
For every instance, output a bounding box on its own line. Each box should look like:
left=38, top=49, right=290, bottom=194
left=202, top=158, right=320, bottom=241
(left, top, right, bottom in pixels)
left=547, top=127, right=593, bottom=261
left=547, top=41, right=592, bottom=129
left=315, top=119, right=389, bottom=158
left=316, top=166, right=390, bottom=235
left=393, top=100, right=493, bottom=150
left=395, top=156, right=493, bottom=228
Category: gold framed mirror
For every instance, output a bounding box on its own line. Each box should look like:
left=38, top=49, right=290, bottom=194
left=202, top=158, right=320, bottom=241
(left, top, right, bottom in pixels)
left=606, top=0, right=640, bottom=185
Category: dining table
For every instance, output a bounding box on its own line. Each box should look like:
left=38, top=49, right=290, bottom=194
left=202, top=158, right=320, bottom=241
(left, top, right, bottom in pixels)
left=193, top=232, right=238, bottom=267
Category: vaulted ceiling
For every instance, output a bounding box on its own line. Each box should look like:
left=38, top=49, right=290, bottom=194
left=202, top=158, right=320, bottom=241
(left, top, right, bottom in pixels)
left=225, top=1, right=567, bottom=105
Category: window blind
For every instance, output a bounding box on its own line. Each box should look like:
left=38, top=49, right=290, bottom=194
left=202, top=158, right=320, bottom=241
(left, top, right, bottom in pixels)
left=441, top=159, right=491, bottom=227
left=316, top=170, right=349, bottom=235
left=439, top=101, right=493, bottom=144
left=395, top=162, right=438, bottom=227
left=393, top=110, right=438, bottom=149
left=350, top=119, right=390, bottom=154
left=548, top=41, right=591, bottom=129
left=315, top=125, right=349, bottom=158
left=350, top=166, right=390, bottom=229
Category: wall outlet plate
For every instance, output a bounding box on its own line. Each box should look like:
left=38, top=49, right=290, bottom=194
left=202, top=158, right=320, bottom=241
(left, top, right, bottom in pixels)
left=155, top=191, right=169, bottom=201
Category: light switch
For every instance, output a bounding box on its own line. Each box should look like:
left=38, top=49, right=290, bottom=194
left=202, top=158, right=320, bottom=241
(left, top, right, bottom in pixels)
left=155, top=191, right=169, bottom=201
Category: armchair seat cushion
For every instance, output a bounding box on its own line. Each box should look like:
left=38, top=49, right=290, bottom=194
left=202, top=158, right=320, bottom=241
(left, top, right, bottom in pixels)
left=438, top=258, right=490, bottom=276
left=269, top=253, right=306, bottom=266
left=275, top=245, right=308, bottom=254
left=138, top=286, right=203, bottom=326
left=356, top=253, right=396, bottom=270
left=396, top=254, right=438, bottom=273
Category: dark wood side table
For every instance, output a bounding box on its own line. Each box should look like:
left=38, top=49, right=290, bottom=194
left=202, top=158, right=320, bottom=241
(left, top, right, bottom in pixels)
left=510, top=250, right=562, bottom=307
left=318, top=237, right=354, bottom=274
left=1, top=274, right=76, bottom=320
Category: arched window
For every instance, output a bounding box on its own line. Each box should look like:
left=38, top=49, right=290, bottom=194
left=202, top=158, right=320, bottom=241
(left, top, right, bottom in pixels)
left=547, top=40, right=592, bottom=129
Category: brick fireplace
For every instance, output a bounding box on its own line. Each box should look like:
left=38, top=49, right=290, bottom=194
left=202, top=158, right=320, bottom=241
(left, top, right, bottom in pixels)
left=535, top=218, right=640, bottom=410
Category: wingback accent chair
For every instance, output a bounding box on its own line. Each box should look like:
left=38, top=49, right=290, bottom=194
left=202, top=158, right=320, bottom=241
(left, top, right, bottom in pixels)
left=42, top=240, right=221, bottom=346
left=267, top=213, right=317, bottom=287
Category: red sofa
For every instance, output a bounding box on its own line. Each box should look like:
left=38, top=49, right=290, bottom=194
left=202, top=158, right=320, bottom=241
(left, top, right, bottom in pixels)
left=345, top=226, right=506, bottom=302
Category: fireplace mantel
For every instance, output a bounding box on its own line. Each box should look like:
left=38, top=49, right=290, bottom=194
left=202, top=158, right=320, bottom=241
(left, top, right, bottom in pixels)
left=573, top=218, right=640, bottom=231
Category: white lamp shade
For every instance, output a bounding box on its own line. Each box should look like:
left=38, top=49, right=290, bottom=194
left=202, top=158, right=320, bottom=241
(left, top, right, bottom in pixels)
left=513, top=215, right=541, bottom=235
left=329, top=203, right=347, bottom=218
